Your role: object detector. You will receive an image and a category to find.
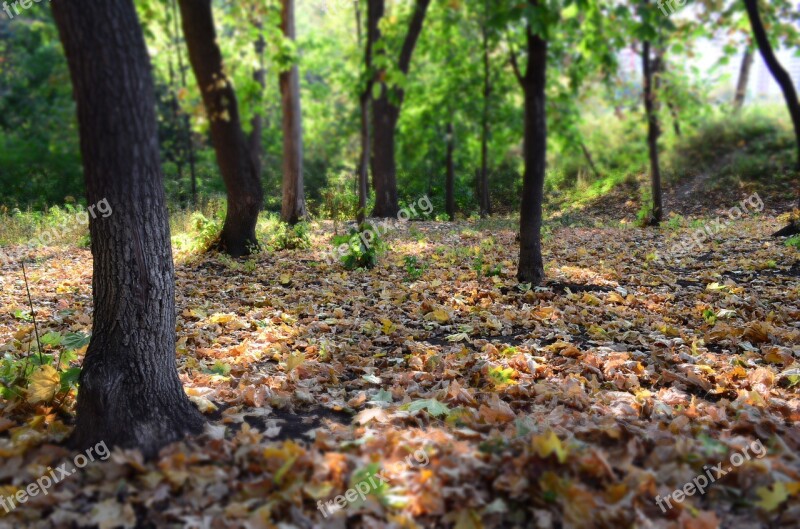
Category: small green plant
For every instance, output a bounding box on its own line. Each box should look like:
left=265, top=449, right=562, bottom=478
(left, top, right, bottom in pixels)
left=337, top=229, right=387, bottom=270
left=665, top=214, right=684, bottom=231
left=786, top=235, right=800, bottom=249
left=270, top=222, right=311, bottom=251
left=190, top=211, right=223, bottom=252
left=403, top=255, right=427, bottom=280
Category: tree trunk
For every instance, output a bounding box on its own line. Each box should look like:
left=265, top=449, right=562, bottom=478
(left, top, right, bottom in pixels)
left=52, top=0, right=204, bottom=458
left=178, top=0, right=263, bottom=256
left=744, top=0, right=800, bottom=173
left=250, top=26, right=266, bottom=182
left=445, top=122, right=455, bottom=221
left=579, top=141, right=601, bottom=179
left=279, top=0, right=307, bottom=225
left=369, top=0, right=431, bottom=218
left=516, top=15, right=547, bottom=285
left=479, top=10, right=491, bottom=217
left=744, top=0, right=800, bottom=229
left=733, top=49, right=753, bottom=113
left=642, top=39, right=663, bottom=225
left=356, top=0, right=372, bottom=226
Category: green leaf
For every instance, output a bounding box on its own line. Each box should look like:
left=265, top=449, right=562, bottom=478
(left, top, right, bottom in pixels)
left=407, top=398, right=450, bottom=417
left=59, top=367, right=81, bottom=391
left=63, top=332, right=90, bottom=350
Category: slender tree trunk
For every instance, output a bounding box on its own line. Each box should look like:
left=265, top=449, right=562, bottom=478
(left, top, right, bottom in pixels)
left=369, top=0, right=431, bottom=218
left=733, top=49, right=754, bottom=113
left=642, top=39, right=663, bottom=225
left=744, top=0, right=800, bottom=174
left=479, top=10, right=491, bottom=217
left=171, top=0, right=197, bottom=206
left=445, top=122, right=455, bottom=221
left=579, top=141, right=601, bottom=179
left=178, top=0, right=263, bottom=256
left=250, top=26, right=266, bottom=182
left=52, top=0, right=204, bottom=458
left=279, top=0, right=307, bottom=225
left=356, top=0, right=372, bottom=226
left=515, top=13, right=547, bottom=285
left=744, top=0, right=800, bottom=232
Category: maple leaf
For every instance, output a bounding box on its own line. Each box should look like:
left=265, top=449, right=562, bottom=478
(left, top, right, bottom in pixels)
left=27, top=365, right=61, bottom=404
left=407, top=398, right=450, bottom=417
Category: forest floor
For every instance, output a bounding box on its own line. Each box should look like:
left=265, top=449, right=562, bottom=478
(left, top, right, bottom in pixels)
left=0, top=193, right=799, bottom=528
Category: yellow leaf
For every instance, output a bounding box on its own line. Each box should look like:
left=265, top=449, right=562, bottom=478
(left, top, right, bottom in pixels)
left=453, top=509, right=483, bottom=529
left=381, top=318, right=397, bottom=335
left=27, top=365, right=60, bottom=404
left=756, top=482, right=789, bottom=511
left=532, top=430, right=568, bottom=464
left=429, top=309, right=450, bottom=323
left=286, top=351, right=305, bottom=372
left=279, top=274, right=292, bottom=285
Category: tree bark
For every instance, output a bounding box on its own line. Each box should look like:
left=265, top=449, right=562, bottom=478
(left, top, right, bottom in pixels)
left=370, top=0, right=431, bottom=218
left=52, top=0, right=204, bottom=458
left=733, top=49, right=753, bottom=113
left=356, top=0, right=372, bottom=226
left=743, top=0, right=800, bottom=173
left=514, top=7, right=547, bottom=285
left=250, top=25, right=266, bottom=182
left=280, top=0, right=307, bottom=225
left=642, top=39, right=663, bottom=225
left=479, top=8, right=491, bottom=217
left=445, top=122, right=455, bottom=221
left=744, top=0, right=800, bottom=228
left=178, top=0, right=263, bottom=256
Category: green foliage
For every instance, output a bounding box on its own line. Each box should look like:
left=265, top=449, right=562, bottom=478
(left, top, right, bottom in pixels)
left=0, top=329, right=87, bottom=403
left=269, top=222, right=312, bottom=251
left=402, top=255, right=427, bottom=281
left=785, top=235, right=800, bottom=249
left=335, top=229, right=387, bottom=271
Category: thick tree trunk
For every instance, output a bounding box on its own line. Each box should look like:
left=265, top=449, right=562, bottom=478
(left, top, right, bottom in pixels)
left=744, top=0, right=800, bottom=176
left=445, top=122, right=455, bottom=221
left=479, top=12, right=491, bottom=217
left=516, top=19, right=547, bottom=285
left=369, top=0, right=431, bottom=218
left=642, top=40, right=663, bottom=225
left=178, top=0, right=263, bottom=256
left=280, top=0, right=307, bottom=225
left=733, top=49, right=753, bottom=113
left=52, top=0, right=204, bottom=458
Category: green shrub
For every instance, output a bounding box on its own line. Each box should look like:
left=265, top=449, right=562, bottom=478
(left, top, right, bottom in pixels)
left=270, top=222, right=311, bottom=251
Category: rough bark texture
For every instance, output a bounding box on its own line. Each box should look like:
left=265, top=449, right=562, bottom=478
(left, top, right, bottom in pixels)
left=356, top=0, right=372, bottom=226
left=52, top=0, right=204, bottom=458
left=445, top=122, right=455, bottom=221
left=279, top=0, right=307, bottom=225
left=178, top=0, right=263, bottom=256
left=370, top=0, right=431, bottom=218
left=643, top=40, right=664, bottom=225
left=479, top=12, right=492, bottom=217
left=733, top=50, right=753, bottom=113
left=515, top=10, right=547, bottom=286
